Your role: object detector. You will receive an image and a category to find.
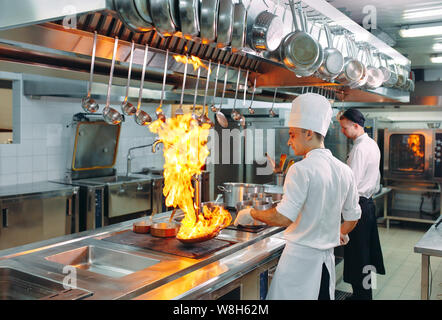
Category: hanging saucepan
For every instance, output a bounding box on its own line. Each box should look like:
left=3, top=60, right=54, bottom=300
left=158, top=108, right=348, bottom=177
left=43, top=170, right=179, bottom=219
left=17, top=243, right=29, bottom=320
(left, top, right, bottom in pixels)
left=216, top=0, right=234, bottom=48
left=149, top=0, right=176, bottom=36
left=316, top=21, right=344, bottom=81
left=384, top=57, right=399, bottom=88
left=348, top=36, right=368, bottom=88
left=300, top=14, right=324, bottom=77
left=200, top=0, right=219, bottom=44
left=364, top=46, right=384, bottom=89
left=179, top=0, right=200, bottom=37
left=231, top=1, right=247, bottom=52
left=377, top=53, right=392, bottom=87
left=394, top=64, right=406, bottom=89
left=250, top=9, right=284, bottom=52
left=280, top=1, right=320, bottom=77
left=335, top=32, right=364, bottom=87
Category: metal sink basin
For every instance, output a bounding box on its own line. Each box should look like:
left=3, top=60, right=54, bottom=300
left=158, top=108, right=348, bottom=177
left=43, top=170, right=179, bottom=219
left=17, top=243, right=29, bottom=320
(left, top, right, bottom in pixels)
left=0, top=267, right=91, bottom=300
left=45, top=246, right=160, bottom=278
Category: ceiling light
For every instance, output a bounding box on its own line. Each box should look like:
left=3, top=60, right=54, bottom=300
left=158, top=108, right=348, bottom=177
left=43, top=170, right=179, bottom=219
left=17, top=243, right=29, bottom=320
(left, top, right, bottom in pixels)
left=400, top=24, right=442, bottom=37
left=403, top=8, right=442, bottom=19
left=430, top=55, right=442, bottom=63
left=433, top=43, right=442, bottom=51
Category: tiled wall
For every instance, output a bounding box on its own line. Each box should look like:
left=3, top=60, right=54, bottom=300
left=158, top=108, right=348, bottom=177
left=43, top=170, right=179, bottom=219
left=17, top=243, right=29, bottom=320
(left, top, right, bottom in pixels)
left=0, top=95, right=166, bottom=186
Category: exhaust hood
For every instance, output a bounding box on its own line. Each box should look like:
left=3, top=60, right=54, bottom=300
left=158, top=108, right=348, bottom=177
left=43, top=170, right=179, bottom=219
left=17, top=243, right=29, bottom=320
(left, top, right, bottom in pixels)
left=0, top=0, right=411, bottom=105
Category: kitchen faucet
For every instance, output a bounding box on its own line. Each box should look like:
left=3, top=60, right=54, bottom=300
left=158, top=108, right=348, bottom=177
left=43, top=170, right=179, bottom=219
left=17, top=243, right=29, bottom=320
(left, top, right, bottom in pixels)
left=126, top=144, right=153, bottom=176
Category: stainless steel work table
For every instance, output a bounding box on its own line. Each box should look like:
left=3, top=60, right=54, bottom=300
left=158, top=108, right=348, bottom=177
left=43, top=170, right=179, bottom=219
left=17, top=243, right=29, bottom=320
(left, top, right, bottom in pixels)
left=0, top=210, right=285, bottom=300
left=414, top=216, right=442, bottom=300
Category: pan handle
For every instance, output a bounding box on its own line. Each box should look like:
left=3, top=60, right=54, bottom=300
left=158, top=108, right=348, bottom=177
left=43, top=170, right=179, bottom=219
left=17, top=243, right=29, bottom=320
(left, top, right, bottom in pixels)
left=217, top=185, right=230, bottom=193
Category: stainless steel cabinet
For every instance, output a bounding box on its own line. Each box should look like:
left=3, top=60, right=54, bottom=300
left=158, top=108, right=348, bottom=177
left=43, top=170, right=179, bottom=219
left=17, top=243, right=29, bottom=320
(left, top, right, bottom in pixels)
left=107, top=180, right=152, bottom=218
left=0, top=183, right=79, bottom=250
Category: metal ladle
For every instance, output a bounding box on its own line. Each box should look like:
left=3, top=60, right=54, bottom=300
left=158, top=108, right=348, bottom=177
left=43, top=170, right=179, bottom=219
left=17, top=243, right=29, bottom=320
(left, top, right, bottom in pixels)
left=81, top=31, right=99, bottom=113
left=135, top=44, right=153, bottom=126
left=102, top=37, right=123, bottom=125
left=121, top=41, right=137, bottom=116
left=248, top=77, right=256, bottom=115
left=192, top=66, right=201, bottom=122
left=239, top=69, right=249, bottom=128
left=156, top=49, right=169, bottom=122
left=269, top=88, right=277, bottom=117
left=231, top=67, right=242, bottom=121
left=210, top=62, right=221, bottom=113
left=175, top=55, right=189, bottom=116
left=216, top=66, right=229, bottom=128
left=198, top=60, right=214, bottom=127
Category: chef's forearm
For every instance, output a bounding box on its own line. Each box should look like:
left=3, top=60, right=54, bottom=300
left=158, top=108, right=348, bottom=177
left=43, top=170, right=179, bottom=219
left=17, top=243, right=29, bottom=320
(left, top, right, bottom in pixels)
left=251, top=207, right=292, bottom=227
left=341, top=220, right=358, bottom=235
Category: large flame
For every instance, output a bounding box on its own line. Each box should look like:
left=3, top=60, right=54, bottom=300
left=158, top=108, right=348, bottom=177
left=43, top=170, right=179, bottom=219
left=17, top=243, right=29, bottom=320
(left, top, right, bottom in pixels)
left=149, top=114, right=231, bottom=240
left=407, top=134, right=424, bottom=158
left=173, top=54, right=210, bottom=72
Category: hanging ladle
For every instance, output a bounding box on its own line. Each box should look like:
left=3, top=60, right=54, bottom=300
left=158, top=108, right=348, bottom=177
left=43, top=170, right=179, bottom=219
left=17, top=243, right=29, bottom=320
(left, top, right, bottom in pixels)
left=81, top=31, right=99, bottom=113
left=210, top=62, right=221, bottom=113
left=248, top=77, right=256, bottom=115
left=102, top=37, right=123, bottom=125
left=135, top=44, right=153, bottom=126
left=269, top=88, right=277, bottom=118
left=231, top=67, right=242, bottom=121
left=121, top=41, right=137, bottom=116
left=198, top=60, right=214, bottom=127
left=216, top=65, right=229, bottom=128
left=156, top=49, right=169, bottom=122
left=239, top=69, right=249, bottom=128
left=175, top=55, right=189, bottom=116
left=192, top=66, right=201, bottom=121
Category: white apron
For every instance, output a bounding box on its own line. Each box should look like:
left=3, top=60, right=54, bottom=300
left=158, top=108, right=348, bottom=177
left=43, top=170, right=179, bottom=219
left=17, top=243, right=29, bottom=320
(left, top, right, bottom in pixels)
left=266, top=242, right=335, bottom=300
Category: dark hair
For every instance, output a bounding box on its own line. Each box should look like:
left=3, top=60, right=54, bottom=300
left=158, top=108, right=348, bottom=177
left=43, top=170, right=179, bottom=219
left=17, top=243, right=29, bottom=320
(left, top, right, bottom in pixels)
left=340, top=108, right=365, bottom=127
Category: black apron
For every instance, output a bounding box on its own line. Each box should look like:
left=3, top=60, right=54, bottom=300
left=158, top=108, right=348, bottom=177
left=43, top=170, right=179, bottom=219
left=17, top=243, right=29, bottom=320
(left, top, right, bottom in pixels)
left=343, top=197, right=385, bottom=284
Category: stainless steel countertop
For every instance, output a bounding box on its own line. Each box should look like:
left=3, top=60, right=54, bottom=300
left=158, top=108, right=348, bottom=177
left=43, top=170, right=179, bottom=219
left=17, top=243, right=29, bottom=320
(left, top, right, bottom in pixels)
left=0, top=181, right=79, bottom=199
left=414, top=216, right=442, bottom=257
left=0, top=210, right=285, bottom=300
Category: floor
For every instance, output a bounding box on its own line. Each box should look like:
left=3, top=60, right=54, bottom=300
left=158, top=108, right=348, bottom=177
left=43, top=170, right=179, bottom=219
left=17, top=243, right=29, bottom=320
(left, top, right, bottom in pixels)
left=335, top=222, right=442, bottom=300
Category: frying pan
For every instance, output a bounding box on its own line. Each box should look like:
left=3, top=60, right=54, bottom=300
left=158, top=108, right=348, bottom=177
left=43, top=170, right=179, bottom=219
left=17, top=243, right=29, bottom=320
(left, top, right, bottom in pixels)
left=200, top=0, right=219, bottom=44
left=364, top=46, right=384, bottom=89
left=179, top=0, right=200, bottom=37
left=216, top=0, right=234, bottom=48
left=280, top=1, right=320, bottom=76
left=336, top=33, right=364, bottom=87
left=316, top=21, right=344, bottom=81
left=176, top=201, right=229, bottom=244
left=231, top=1, right=247, bottom=52
left=149, top=0, right=177, bottom=36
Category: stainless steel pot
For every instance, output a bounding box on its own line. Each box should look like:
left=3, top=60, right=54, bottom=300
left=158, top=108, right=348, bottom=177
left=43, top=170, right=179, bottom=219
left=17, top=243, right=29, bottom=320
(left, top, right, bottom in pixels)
left=149, top=0, right=177, bottom=36
left=200, top=0, right=219, bottom=43
left=231, top=2, right=247, bottom=52
left=217, top=183, right=265, bottom=208
left=216, top=0, right=234, bottom=48
left=250, top=10, right=284, bottom=52
left=179, top=0, right=200, bottom=37
left=336, top=32, right=364, bottom=87
left=364, top=46, right=384, bottom=89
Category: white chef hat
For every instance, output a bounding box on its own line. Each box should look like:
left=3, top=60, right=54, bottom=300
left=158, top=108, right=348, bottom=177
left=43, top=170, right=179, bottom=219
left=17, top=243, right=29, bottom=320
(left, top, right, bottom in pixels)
left=288, top=93, right=333, bottom=137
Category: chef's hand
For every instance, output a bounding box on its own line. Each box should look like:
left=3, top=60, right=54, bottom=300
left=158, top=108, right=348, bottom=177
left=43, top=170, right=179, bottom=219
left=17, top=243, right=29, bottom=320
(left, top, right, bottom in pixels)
left=340, top=233, right=350, bottom=245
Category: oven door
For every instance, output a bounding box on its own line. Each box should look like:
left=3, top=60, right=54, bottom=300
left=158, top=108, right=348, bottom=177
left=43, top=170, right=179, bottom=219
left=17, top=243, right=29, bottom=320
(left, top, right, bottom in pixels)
left=384, top=129, right=434, bottom=182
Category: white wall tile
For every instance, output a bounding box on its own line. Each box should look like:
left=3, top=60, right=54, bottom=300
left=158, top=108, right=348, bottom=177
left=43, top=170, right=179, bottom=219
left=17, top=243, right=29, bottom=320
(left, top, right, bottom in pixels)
left=0, top=157, right=17, bottom=175
left=32, top=171, right=48, bottom=183
left=32, top=139, right=47, bottom=156
left=0, top=174, right=17, bottom=186
left=17, top=156, right=33, bottom=174
left=32, top=155, right=47, bottom=172
left=17, top=173, right=33, bottom=184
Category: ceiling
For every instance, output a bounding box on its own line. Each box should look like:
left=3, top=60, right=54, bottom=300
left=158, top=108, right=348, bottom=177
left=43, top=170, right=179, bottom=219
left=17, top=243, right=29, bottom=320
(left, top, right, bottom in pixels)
left=328, top=0, right=442, bottom=70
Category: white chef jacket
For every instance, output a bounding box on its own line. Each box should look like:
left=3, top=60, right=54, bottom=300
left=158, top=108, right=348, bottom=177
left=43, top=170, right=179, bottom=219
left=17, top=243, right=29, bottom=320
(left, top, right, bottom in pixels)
left=347, top=133, right=381, bottom=199
left=276, top=148, right=362, bottom=250
left=267, top=148, right=361, bottom=300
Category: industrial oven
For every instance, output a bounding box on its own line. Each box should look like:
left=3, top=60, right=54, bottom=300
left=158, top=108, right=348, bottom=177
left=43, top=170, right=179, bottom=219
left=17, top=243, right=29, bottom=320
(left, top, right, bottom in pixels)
left=384, top=129, right=442, bottom=182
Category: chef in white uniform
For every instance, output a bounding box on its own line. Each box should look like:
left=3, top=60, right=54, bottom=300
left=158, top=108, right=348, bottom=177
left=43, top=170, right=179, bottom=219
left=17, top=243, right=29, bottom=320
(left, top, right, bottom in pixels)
left=235, top=93, right=361, bottom=300
left=338, top=108, right=385, bottom=300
